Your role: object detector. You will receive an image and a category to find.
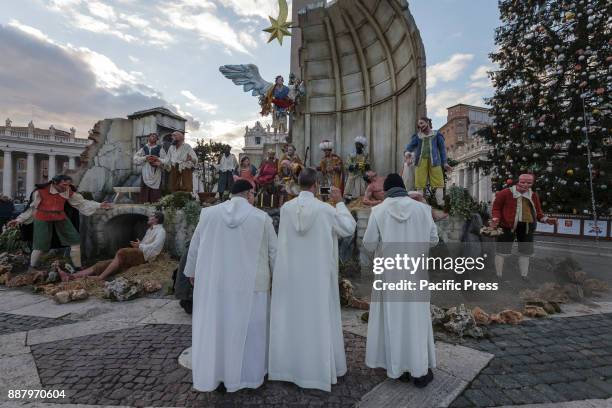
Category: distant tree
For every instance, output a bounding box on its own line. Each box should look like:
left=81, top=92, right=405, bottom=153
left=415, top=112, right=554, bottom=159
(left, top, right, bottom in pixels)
left=193, top=140, right=231, bottom=192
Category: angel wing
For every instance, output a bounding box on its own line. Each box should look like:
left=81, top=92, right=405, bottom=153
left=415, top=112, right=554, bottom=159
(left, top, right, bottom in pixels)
left=218, top=64, right=273, bottom=97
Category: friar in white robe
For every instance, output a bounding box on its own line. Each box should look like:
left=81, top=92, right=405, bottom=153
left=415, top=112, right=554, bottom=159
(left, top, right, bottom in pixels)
left=362, top=173, right=438, bottom=387
left=269, top=167, right=356, bottom=392
left=183, top=179, right=277, bottom=393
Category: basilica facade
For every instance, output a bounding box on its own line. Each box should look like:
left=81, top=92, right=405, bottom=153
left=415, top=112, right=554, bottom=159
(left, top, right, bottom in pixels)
left=0, top=119, right=88, bottom=201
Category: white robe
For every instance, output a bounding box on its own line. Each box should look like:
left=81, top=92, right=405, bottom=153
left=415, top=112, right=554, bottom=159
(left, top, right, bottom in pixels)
left=362, top=196, right=438, bottom=378
left=133, top=144, right=163, bottom=189
left=269, top=191, right=356, bottom=391
left=183, top=197, right=277, bottom=392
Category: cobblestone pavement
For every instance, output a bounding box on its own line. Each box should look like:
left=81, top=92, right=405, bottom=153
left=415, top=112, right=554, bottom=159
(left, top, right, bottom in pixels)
left=31, top=324, right=387, bottom=407
left=450, top=313, right=612, bottom=407
left=0, top=312, right=75, bottom=335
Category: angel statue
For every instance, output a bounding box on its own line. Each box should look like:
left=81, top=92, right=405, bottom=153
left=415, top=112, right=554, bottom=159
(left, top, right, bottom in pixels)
left=219, top=64, right=305, bottom=135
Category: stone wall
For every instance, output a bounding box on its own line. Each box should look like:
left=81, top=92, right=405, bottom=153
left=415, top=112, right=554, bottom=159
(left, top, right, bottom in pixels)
left=78, top=119, right=135, bottom=200
left=81, top=204, right=195, bottom=261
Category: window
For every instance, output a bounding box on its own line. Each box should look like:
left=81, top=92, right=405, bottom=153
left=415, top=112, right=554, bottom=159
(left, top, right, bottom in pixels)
left=40, top=160, right=48, bottom=179
left=16, top=158, right=26, bottom=171
left=255, top=136, right=261, bottom=145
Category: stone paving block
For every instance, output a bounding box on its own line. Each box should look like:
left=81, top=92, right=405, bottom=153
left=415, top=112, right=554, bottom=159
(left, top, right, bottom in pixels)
left=0, top=353, right=42, bottom=401
left=9, top=297, right=106, bottom=319
left=496, top=397, right=612, bottom=407
left=479, top=386, right=514, bottom=406
left=0, top=290, right=47, bottom=313
left=535, top=370, right=569, bottom=384
left=7, top=404, right=134, bottom=407
left=341, top=307, right=368, bottom=337
left=31, top=325, right=387, bottom=407
left=587, top=377, right=612, bottom=395
left=0, top=331, right=29, bottom=358
left=447, top=395, right=473, bottom=408
left=453, top=313, right=612, bottom=407
left=83, top=298, right=172, bottom=324
left=435, top=342, right=494, bottom=383
left=26, top=320, right=135, bottom=345
left=492, top=375, right=522, bottom=389
left=138, top=300, right=192, bottom=325
left=358, top=369, right=468, bottom=408
left=549, top=382, right=589, bottom=401
left=0, top=312, right=76, bottom=335
left=461, top=388, right=495, bottom=407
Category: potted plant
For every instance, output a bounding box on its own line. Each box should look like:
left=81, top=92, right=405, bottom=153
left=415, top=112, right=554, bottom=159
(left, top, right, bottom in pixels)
left=193, top=140, right=231, bottom=204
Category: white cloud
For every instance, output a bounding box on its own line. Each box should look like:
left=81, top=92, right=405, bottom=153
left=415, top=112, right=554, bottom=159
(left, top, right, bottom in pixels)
left=128, top=55, right=139, bottom=63
left=0, top=22, right=200, bottom=137
left=163, top=2, right=255, bottom=55
left=470, top=65, right=494, bottom=89
left=120, top=13, right=148, bottom=29
left=44, top=0, right=173, bottom=46
left=427, top=53, right=474, bottom=88
left=239, top=31, right=258, bottom=49
left=218, top=0, right=286, bottom=20
left=143, top=27, right=174, bottom=46
left=87, top=1, right=117, bottom=21
left=190, top=116, right=271, bottom=152
left=8, top=19, right=54, bottom=43
left=181, top=90, right=218, bottom=114
left=67, top=46, right=138, bottom=89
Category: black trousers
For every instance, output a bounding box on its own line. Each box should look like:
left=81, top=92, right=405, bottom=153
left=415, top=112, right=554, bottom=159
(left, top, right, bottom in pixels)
left=496, top=222, right=535, bottom=255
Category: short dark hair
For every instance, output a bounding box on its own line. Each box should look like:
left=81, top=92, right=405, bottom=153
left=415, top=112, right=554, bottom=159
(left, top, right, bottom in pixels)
left=51, top=174, right=73, bottom=184
left=419, top=116, right=433, bottom=127
left=383, top=173, right=405, bottom=191
left=153, top=211, right=165, bottom=225
left=298, top=167, right=317, bottom=188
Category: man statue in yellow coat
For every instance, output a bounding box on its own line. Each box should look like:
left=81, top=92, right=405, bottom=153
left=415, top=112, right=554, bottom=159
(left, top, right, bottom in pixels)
left=318, top=140, right=344, bottom=194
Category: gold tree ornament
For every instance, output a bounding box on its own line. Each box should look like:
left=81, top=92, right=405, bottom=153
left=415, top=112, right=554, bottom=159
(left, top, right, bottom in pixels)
left=264, top=0, right=292, bottom=45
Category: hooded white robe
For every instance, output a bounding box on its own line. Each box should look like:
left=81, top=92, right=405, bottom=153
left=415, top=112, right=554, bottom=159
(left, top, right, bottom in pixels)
left=362, top=196, right=438, bottom=378
left=269, top=191, right=356, bottom=391
left=183, top=197, right=277, bottom=392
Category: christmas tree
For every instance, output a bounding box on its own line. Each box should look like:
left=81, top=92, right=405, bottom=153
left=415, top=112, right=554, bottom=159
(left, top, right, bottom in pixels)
left=478, top=0, right=611, bottom=216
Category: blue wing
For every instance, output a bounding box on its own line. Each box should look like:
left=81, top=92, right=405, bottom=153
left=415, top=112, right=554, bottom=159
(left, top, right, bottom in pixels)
left=219, top=64, right=273, bottom=97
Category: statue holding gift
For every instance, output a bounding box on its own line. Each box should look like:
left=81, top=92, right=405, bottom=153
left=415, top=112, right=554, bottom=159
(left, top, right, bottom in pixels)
left=344, top=136, right=370, bottom=199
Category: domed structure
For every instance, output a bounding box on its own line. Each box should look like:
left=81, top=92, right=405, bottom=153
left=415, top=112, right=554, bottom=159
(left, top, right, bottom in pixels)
left=290, top=0, right=426, bottom=175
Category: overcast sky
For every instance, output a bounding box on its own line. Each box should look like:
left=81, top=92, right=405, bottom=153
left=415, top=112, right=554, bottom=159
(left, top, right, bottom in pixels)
left=0, top=0, right=499, bottom=150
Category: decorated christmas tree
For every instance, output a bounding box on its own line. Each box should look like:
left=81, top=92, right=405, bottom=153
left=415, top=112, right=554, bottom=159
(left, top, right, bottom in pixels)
left=478, top=0, right=611, bottom=215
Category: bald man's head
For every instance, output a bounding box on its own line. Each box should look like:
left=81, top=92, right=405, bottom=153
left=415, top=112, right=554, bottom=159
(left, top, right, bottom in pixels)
left=172, top=131, right=185, bottom=144
left=517, top=173, right=535, bottom=193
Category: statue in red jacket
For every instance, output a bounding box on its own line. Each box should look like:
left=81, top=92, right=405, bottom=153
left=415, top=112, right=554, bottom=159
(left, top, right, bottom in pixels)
left=490, top=174, right=556, bottom=280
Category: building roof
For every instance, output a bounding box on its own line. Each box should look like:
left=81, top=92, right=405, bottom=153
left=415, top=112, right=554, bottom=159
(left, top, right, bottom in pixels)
left=446, top=103, right=490, bottom=112
left=0, top=126, right=72, bottom=137
left=127, top=107, right=186, bottom=122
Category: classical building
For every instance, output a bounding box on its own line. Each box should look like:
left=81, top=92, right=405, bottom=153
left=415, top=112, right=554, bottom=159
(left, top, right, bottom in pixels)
left=242, top=121, right=288, bottom=167
left=440, top=104, right=494, bottom=204
left=0, top=119, right=88, bottom=200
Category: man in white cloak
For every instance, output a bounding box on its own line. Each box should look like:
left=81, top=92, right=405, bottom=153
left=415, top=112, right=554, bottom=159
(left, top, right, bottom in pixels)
left=269, top=167, right=356, bottom=392
left=183, top=179, right=277, bottom=393
left=362, top=173, right=438, bottom=388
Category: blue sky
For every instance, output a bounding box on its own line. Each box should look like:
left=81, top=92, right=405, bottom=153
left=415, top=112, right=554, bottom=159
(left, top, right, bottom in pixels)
left=0, top=0, right=499, bottom=149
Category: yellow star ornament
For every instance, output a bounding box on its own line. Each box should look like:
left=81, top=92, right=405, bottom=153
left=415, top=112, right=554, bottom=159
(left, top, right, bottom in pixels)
left=264, top=0, right=292, bottom=45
